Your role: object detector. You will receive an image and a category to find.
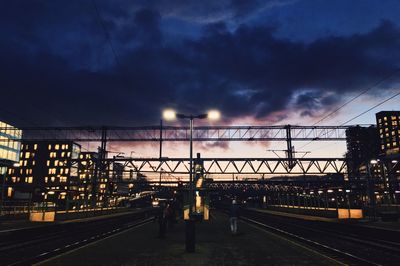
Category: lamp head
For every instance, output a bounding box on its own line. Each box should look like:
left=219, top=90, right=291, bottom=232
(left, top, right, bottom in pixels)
left=207, top=110, right=220, bottom=121
left=163, top=109, right=177, bottom=121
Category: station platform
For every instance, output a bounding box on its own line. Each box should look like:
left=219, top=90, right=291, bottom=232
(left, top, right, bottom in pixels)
left=0, top=209, right=144, bottom=233
left=38, top=211, right=341, bottom=266
left=249, top=207, right=400, bottom=232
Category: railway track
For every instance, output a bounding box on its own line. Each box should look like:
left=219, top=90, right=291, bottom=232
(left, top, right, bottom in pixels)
left=0, top=209, right=156, bottom=266
left=240, top=208, right=400, bottom=265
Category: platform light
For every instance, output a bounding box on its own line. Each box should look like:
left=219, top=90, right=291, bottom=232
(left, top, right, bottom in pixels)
left=370, top=159, right=379, bottom=164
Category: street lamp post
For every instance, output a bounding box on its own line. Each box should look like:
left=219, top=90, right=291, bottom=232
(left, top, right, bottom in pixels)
left=163, top=109, right=220, bottom=252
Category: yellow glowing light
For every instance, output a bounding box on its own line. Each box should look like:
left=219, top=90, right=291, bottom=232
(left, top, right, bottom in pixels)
left=163, top=109, right=177, bottom=120
left=207, top=110, right=220, bottom=121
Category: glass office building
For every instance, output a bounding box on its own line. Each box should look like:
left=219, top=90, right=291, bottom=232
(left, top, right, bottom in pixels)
left=0, top=121, right=22, bottom=163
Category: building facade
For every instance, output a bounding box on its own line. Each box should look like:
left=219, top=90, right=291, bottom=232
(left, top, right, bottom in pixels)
left=376, top=111, right=400, bottom=204
left=6, top=141, right=82, bottom=210
left=376, top=111, right=400, bottom=156
left=345, top=125, right=380, bottom=181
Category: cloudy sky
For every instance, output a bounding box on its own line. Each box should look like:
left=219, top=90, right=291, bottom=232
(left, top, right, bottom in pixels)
left=1, top=0, right=400, bottom=161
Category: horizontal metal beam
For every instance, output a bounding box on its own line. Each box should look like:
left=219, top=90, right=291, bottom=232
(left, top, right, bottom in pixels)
left=11, top=125, right=356, bottom=142
left=94, top=157, right=348, bottom=175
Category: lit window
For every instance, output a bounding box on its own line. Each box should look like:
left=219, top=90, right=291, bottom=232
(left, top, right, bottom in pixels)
left=48, top=144, right=52, bottom=150
left=27, top=177, right=33, bottom=183
left=24, top=160, right=27, bottom=166
left=54, top=160, right=59, bottom=166
left=7, top=187, right=13, bottom=197
left=384, top=116, right=387, bottom=121
left=394, top=142, right=397, bottom=147
left=391, top=116, right=396, bottom=120
left=45, top=177, right=48, bottom=183
left=25, top=152, right=30, bottom=159
left=47, top=160, right=50, bottom=167
left=65, top=168, right=69, bottom=174
left=32, top=161, right=35, bottom=166
left=55, top=144, right=59, bottom=150
left=34, top=144, right=38, bottom=150
left=48, top=168, right=56, bottom=174
left=51, top=176, right=55, bottom=182
left=65, top=144, right=69, bottom=149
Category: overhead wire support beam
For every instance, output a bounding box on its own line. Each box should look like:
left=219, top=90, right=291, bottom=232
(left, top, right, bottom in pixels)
left=15, top=125, right=353, bottom=142
left=87, top=157, right=348, bottom=175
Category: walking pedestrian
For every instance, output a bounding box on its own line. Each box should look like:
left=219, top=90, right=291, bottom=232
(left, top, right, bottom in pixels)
left=229, top=199, right=239, bottom=235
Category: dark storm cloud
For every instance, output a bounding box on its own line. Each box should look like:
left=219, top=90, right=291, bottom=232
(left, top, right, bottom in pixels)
left=0, top=1, right=399, bottom=127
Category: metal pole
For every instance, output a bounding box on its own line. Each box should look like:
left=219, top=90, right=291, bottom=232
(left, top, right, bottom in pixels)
left=367, top=162, right=376, bottom=220
left=159, top=119, right=163, bottom=188
left=0, top=167, right=7, bottom=216
left=186, top=116, right=195, bottom=252
left=189, top=117, right=193, bottom=214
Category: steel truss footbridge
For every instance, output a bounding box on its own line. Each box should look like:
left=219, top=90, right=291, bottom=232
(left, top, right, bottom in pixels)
left=5, top=124, right=355, bottom=179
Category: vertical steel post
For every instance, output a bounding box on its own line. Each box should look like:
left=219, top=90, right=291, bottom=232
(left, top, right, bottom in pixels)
left=186, top=116, right=195, bottom=252
left=285, top=125, right=295, bottom=169
left=0, top=167, right=7, bottom=216
left=159, top=119, right=163, bottom=188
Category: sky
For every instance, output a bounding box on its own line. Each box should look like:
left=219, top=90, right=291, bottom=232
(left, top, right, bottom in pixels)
left=1, top=0, right=400, bottom=164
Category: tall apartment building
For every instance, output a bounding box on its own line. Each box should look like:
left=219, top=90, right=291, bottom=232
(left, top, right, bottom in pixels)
left=376, top=111, right=400, bottom=156
left=7, top=141, right=82, bottom=210
left=376, top=111, right=400, bottom=204
left=345, top=125, right=380, bottom=181
left=78, top=151, right=104, bottom=208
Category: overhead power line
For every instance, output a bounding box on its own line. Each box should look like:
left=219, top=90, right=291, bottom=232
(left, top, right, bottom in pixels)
left=298, top=69, right=400, bottom=151
left=299, top=90, right=400, bottom=151
left=341, top=90, right=400, bottom=126
left=91, top=0, right=121, bottom=67
left=312, top=68, right=400, bottom=126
